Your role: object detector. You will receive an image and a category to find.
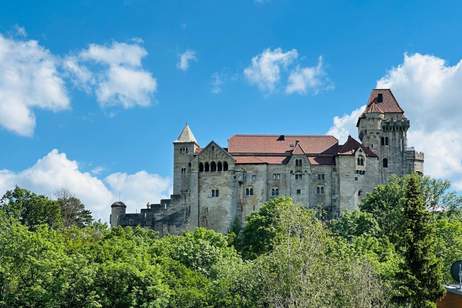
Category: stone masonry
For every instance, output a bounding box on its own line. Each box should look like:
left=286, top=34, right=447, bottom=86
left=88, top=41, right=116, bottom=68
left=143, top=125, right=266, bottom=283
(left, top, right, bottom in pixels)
left=110, top=89, right=424, bottom=234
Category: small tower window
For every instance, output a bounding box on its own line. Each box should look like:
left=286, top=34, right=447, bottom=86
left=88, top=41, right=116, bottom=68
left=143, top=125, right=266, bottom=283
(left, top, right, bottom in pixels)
left=296, top=189, right=301, bottom=195
left=205, top=162, right=210, bottom=172
left=377, top=93, right=383, bottom=103
left=217, top=162, right=222, bottom=171
left=223, top=161, right=228, bottom=171
left=245, top=187, right=254, bottom=196
left=211, top=189, right=219, bottom=197
left=181, top=167, right=186, bottom=174
left=211, top=161, right=217, bottom=172
left=199, top=163, right=204, bottom=172
left=383, top=158, right=388, bottom=168
left=271, top=187, right=279, bottom=196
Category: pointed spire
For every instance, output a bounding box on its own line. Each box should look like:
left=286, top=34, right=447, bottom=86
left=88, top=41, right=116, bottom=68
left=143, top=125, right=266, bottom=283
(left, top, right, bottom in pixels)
left=176, top=123, right=197, bottom=143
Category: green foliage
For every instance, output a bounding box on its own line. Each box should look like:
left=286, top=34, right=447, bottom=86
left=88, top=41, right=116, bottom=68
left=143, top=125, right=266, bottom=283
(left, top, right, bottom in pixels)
left=394, top=175, right=445, bottom=307
left=236, top=196, right=292, bottom=259
left=56, top=190, right=93, bottom=227
left=0, top=187, right=63, bottom=229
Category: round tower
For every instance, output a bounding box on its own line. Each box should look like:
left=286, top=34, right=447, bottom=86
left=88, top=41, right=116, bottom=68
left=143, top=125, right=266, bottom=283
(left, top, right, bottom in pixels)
left=110, top=201, right=126, bottom=227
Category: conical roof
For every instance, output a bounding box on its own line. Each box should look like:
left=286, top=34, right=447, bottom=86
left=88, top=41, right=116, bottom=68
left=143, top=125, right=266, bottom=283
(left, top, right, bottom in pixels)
left=176, top=123, right=197, bottom=143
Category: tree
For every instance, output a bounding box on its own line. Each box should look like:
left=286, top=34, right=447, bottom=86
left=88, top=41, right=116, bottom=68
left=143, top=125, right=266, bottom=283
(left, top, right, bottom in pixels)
left=55, top=190, right=93, bottom=227
left=394, top=174, right=445, bottom=307
left=0, top=187, right=63, bottom=229
left=237, top=197, right=293, bottom=259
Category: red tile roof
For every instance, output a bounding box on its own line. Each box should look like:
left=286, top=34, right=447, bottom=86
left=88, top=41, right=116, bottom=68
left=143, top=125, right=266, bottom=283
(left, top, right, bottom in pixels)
left=228, top=135, right=338, bottom=155
left=364, top=89, right=404, bottom=114
left=233, top=156, right=288, bottom=165
left=292, top=142, right=306, bottom=155
left=337, top=136, right=377, bottom=157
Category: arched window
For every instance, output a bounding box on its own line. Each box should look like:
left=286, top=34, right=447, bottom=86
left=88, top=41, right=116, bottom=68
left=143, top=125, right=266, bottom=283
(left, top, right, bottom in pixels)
left=211, top=161, right=217, bottom=172
left=217, top=162, right=222, bottom=171
left=383, top=158, right=388, bottom=168
left=199, top=163, right=204, bottom=172
left=223, top=161, right=228, bottom=171
left=205, top=162, right=210, bottom=172
left=357, top=156, right=365, bottom=166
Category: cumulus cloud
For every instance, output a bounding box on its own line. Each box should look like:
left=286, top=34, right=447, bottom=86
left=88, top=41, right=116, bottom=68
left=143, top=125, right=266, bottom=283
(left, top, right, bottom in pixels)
left=244, top=48, right=298, bottom=93
left=244, top=48, right=331, bottom=95
left=177, top=50, right=197, bottom=71
left=0, top=35, right=70, bottom=136
left=66, top=42, right=157, bottom=108
left=0, top=149, right=171, bottom=221
left=286, top=57, right=331, bottom=95
left=327, top=105, right=366, bottom=143
left=327, top=53, right=462, bottom=190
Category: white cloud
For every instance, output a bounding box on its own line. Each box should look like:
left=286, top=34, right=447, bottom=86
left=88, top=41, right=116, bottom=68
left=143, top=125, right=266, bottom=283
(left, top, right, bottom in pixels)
left=286, top=56, right=331, bottom=95
left=328, top=53, right=462, bottom=190
left=244, top=48, right=298, bottom=93
left=327, top=105, right=366, bottom=143
left=177, top=50, right=197, bottom=71
left=105, top=171, right=171, bottom=214
left=0, top=149, right=171, bottom=221
left=0, top=35, right=70, bottom=136
left=211, top=72, right=224, bottom=94
left=244, top=48, right=331, bottom=95
left=65, top=41, right=157, bottom=108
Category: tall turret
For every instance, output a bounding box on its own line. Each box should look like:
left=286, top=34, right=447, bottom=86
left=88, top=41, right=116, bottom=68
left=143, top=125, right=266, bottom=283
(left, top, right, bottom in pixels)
left=110, top=201, right=126, bottom=227
left=357, top=89, right=413, bottom=182
left=173, top=124, right=200, bottom=195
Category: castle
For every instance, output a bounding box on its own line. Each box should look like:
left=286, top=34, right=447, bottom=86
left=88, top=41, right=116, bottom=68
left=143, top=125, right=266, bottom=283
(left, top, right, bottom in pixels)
left=110, top=89, right=424, bottom=234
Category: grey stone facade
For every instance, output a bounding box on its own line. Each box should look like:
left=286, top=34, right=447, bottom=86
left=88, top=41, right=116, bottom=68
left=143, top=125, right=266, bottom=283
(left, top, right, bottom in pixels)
left=110, top=89, right=424, bottom=234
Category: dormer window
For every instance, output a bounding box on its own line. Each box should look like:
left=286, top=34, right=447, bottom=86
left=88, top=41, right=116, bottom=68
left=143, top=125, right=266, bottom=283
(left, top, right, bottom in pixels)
left=357, top=156, right=365, bottom=166
left=295, top=159, right=302, bottom=167
left=377, top=93, right=383, bottom=103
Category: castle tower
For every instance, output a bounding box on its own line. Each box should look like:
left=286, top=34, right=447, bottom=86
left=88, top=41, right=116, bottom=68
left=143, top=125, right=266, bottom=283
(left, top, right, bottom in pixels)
left=173, top=124, right=200, bottom=195
left=357, top=89, right=410, bottom=182
left=110, top=201, right=126, bottom=227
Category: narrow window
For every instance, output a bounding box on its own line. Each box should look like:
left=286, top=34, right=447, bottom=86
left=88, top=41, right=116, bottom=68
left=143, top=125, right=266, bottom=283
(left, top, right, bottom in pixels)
left=273, top=173, right=280, bottom=180
left=383, top=158, right=388, bottom=168
left=211, top=189, right=219, bottom=197
left=381, top=137, right=385, bottom=146
left=321, top=186, right=324, bottom=194
left=246, top=187, right=254, bottom=196
left=357, top=156, right=364, bottom=166
left=199, top=163, right=204, bottom=172
left=223, top=161, right=228, bottom=171
left=316, top=187, right=320, bottom=194
left=377, top=93, right=383, bottom=102
left=217, top=162, right=222, bottom=171
left=272, top=187, right=279, bottom=196
left=295, top=159, right=302, bottom=167
left=205, top=162, right=210, bottom=172
left=385, top=137, right=389, bottom=145
left=358, top=190, right=363, bottom=197
left=296, top=189, right=301, bottom=195
left=181, top=167, right=186, bottom=174
left=211, top=161, right=217, bottom=172
left=295, top=173, right=302, bottom=180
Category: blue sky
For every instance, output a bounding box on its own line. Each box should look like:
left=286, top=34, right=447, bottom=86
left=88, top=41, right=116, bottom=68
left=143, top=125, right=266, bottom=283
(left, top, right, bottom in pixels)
left=1, top=0, right=462, bottom=219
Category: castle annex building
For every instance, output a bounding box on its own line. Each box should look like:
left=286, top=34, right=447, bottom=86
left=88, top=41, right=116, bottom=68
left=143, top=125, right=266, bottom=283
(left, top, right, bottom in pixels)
left=110, top=89, right=424, bottom=234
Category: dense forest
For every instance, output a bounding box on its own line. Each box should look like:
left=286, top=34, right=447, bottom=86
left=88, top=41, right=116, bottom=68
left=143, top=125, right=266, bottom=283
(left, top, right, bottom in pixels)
left=0, top=174, right=461, bottom=307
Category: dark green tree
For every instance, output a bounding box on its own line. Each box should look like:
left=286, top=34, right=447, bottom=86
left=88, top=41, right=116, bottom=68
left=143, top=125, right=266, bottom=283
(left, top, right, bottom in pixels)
left=0, top=187, right=63, bottom=229
left=236, top=197, right=292, bottom=259
left=394, top=174, right=445, bottom=307
left=55, top=190, right=93, bottom=227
